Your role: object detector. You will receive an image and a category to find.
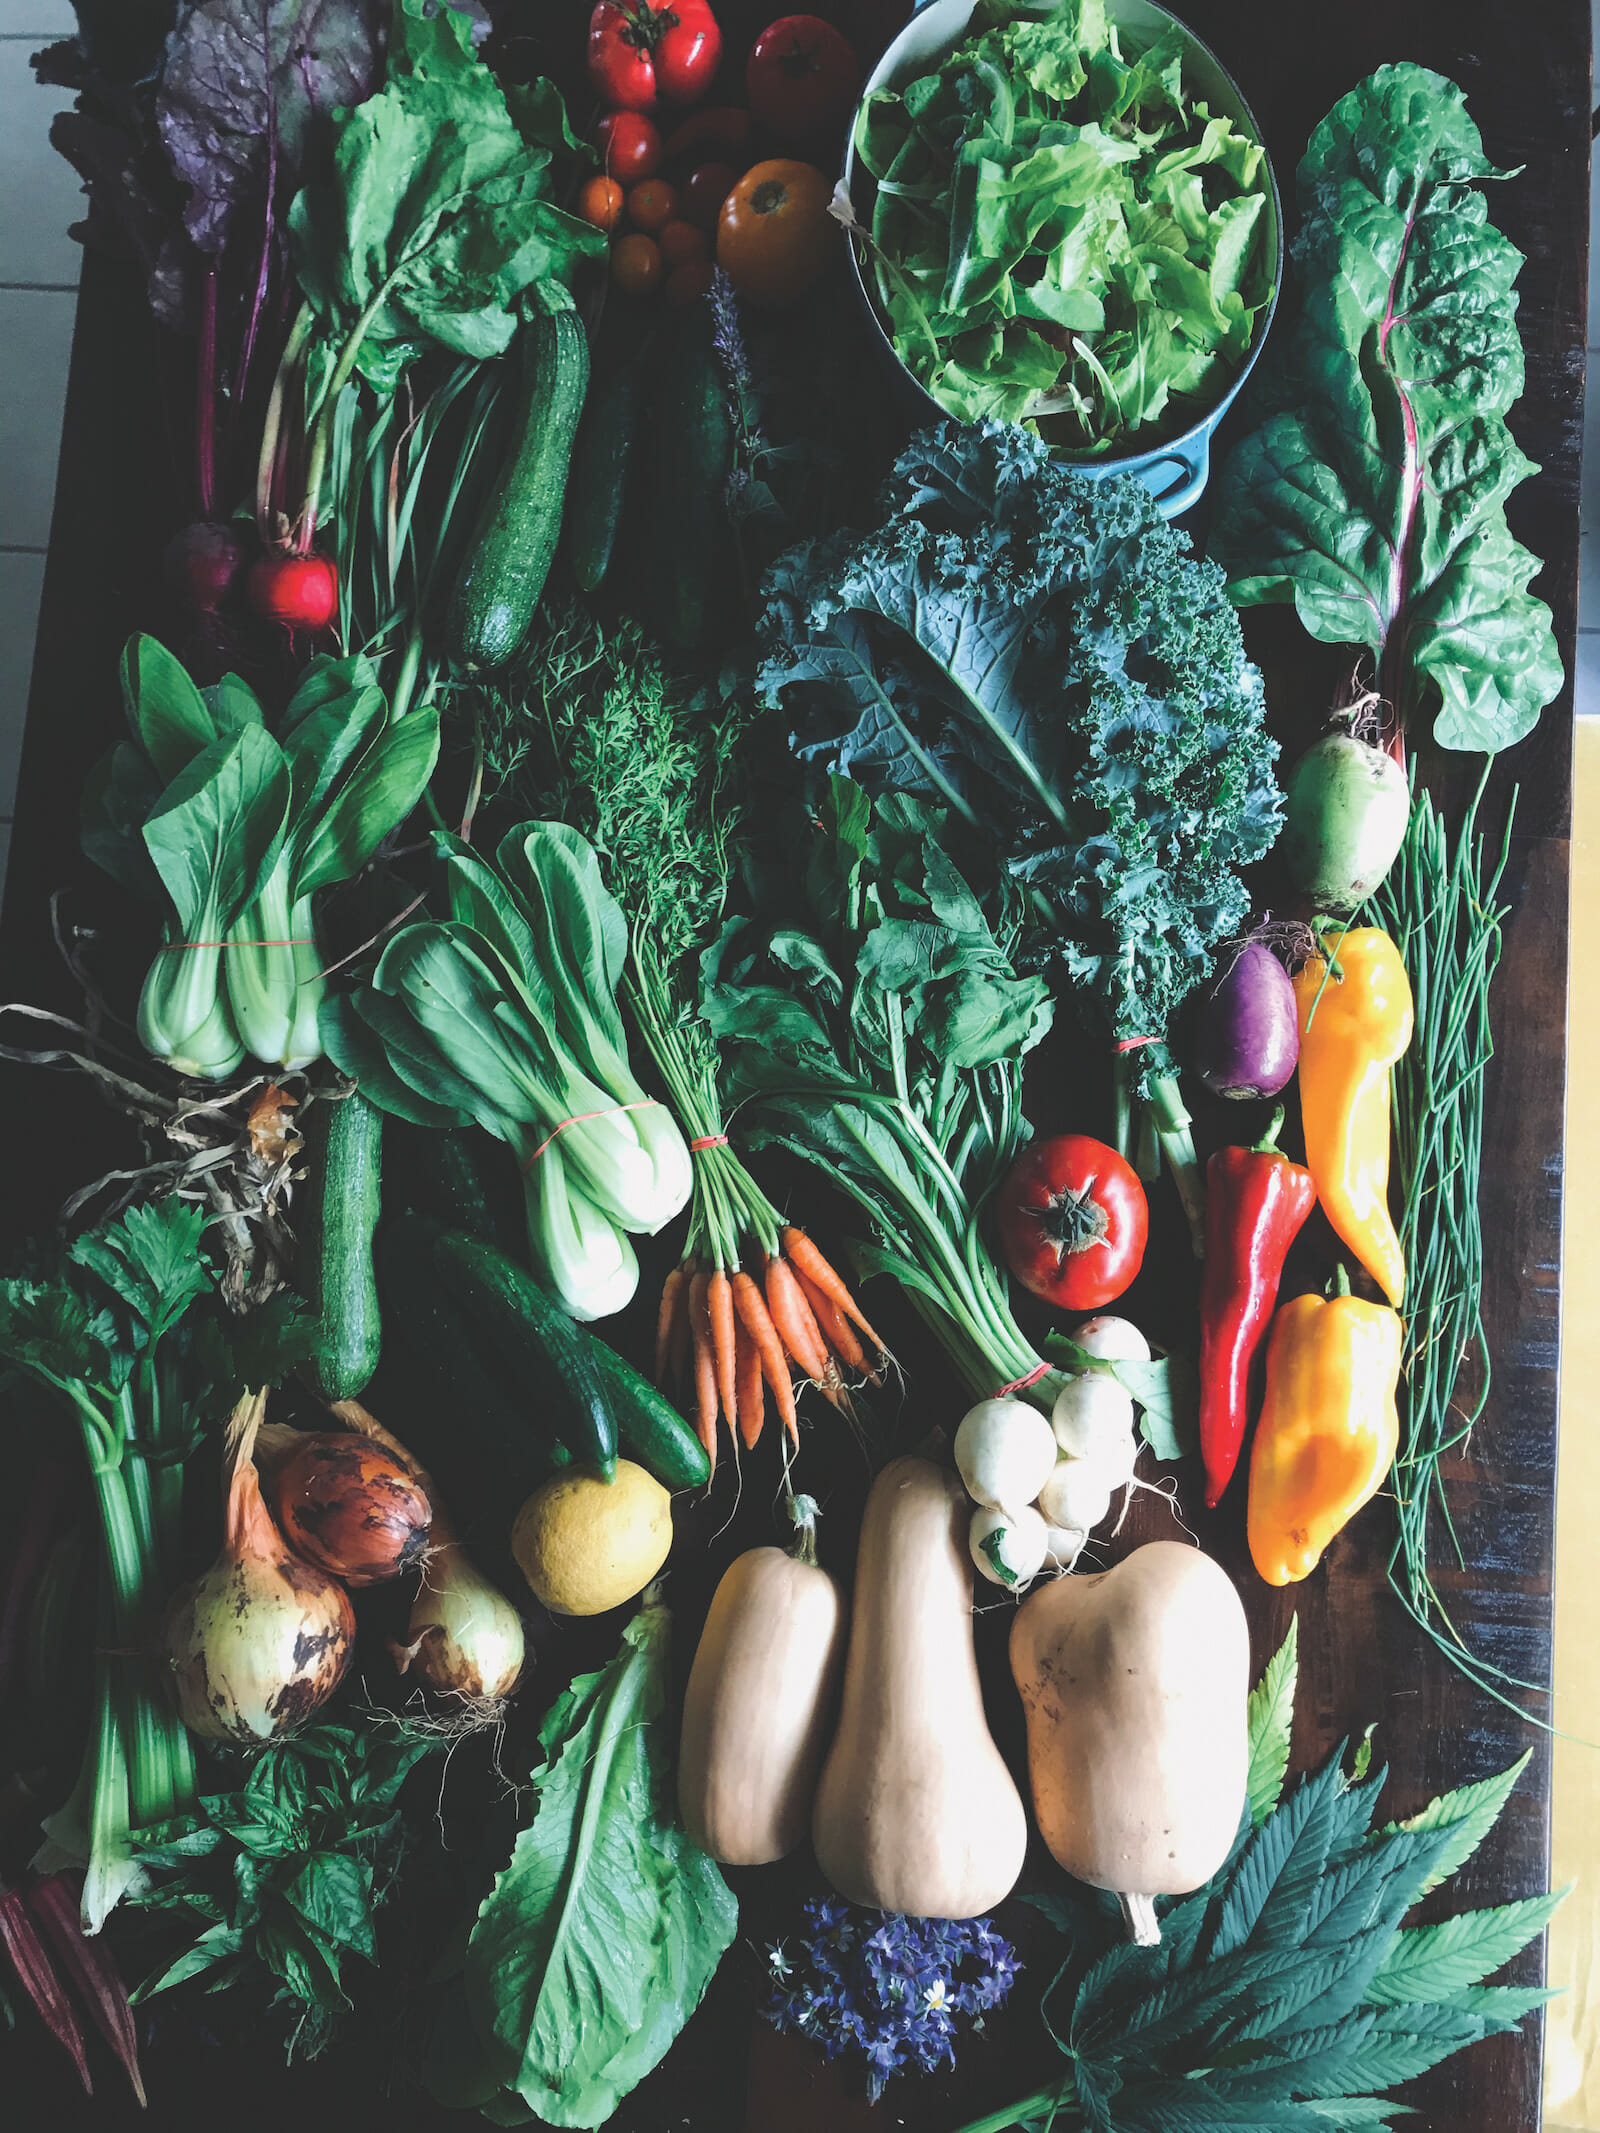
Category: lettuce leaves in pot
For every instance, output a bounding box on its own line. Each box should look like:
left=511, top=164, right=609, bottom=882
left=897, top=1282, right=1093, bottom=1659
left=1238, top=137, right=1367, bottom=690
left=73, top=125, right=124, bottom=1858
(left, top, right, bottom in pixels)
left=1208, top=62, right=1563, bottom=754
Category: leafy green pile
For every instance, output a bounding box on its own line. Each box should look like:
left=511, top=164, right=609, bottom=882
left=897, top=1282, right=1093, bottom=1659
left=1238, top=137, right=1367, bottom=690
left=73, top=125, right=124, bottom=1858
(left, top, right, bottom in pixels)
left=959, top=1618, right=1559, bottom=2132
left=426, top=1599, right=736, bottom=2128
left=1209, top=63, right=1562, bottom=754
left=851, top=0, right=1274, bottom=444
left=129, top=1719, right=443, bottom=2059
left=759, top=420, right=1281, bottom=1235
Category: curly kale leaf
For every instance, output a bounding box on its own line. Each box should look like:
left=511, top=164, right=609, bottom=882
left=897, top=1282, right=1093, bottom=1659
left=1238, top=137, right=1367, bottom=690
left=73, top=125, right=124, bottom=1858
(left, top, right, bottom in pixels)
left=757, top=421, right=1282, bottom=1052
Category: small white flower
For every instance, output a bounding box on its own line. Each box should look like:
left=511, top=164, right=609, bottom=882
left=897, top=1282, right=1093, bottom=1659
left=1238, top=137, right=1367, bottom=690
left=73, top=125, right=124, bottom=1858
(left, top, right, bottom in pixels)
left=923, top=1978, right=951, bottom=2013
left=767, top=1943, right=792, bottom=1979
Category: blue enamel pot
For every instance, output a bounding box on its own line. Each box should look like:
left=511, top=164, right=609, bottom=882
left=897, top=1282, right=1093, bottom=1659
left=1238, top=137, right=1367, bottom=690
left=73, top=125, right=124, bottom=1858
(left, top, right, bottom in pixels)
left=840, top=0, right=1283, bottom=517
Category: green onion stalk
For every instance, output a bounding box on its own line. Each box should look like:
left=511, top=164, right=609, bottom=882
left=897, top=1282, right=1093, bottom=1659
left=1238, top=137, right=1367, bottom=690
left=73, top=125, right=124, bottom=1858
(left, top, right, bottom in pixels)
left=1371, top=770, right=1542, bottom=1718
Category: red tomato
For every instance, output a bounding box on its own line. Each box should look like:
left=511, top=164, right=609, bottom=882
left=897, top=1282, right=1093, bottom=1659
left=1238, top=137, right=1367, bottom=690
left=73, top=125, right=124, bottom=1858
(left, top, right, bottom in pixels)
left=588, top=0, right=722, bottom=112
left=248, top=553, right=338, bottom=632
left=994, top=1135, right=1148, bottom=1312
left=746, top=15, right=860, bottom=141
left=665, top=258, right=716, bottom=307
left=627, top=177, right=678, bottom=233
left=611, top=231, right=663, bottom=296
left=682, top=160, right=737, bottom=229
left=657, top=218, right=709, bottom=268
left=578, top=175, right=627, bottom=232
left=595, top=109, right=661, bottom=182
left=662, top=105, right=753, bottom=167
left=717, top=158, right=836, bottom=310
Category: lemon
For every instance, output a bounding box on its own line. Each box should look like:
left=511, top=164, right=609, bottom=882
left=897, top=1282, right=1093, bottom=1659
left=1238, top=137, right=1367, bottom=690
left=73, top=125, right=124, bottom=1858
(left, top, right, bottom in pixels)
left=510, top=1459, right=673, bottom=1616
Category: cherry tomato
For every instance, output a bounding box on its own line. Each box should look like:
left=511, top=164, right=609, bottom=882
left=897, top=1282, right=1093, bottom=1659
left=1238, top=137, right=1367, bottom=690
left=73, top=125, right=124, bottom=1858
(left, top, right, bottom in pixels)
left=662, top=105, right=754, bottom=167
left=682, top=160, right=737, bottom=230
left=657, top=219, right=710, bottom=269
left=611, top=231, right=663, bottom=296
left=578, top=175, right=627, bottom=232
left=747, top=15, right=860, bottom=141
left=995, top=1136, right=1149, bottom=1313
left=588, top=0, right=721, bottom=112
left=665, top=259, right=716, bottom=307
left=627, top=177, right=678, bottom=233
left=716, top=158, right=836, bottom=310
left=595, top=109, right=661, bottom=182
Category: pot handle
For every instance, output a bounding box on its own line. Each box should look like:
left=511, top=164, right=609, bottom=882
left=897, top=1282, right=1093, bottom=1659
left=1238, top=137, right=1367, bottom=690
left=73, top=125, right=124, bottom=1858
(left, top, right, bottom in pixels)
left=1138, top=433, right=1211, bottom=519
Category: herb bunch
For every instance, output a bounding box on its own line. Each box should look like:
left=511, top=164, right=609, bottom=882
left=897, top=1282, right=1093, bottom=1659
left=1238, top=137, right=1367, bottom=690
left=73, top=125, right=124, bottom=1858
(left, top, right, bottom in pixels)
left=765, top=1900, right=1020, bottom=2101
left=959, top=1621, right=1559, bottom=2133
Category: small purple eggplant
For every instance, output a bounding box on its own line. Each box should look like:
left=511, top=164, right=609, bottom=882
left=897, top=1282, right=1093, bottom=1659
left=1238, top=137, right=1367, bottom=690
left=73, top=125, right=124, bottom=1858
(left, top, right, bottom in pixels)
left=1194, top=940, right=1299, bottom=1100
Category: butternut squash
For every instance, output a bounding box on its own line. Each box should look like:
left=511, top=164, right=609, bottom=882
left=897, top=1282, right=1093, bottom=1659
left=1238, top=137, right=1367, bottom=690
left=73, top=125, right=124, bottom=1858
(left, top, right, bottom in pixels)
left=678, top=1505, right=847, bottom=1865
left=811, top=1457, right=1027, bottom=1918
left=1011, top=1540, right=1250, bottom=1943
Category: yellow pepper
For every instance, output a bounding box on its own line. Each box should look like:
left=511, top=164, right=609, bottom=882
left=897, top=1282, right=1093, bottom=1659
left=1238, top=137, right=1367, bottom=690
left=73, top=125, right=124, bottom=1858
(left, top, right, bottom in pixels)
left=1292, top=926, right=1413, bottom=1306
left=1246, top=1269, right=1402, bottom=1586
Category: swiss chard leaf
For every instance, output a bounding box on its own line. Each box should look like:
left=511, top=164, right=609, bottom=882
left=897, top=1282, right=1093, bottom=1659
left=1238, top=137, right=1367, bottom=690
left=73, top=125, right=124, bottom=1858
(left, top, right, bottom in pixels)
left=1209, top=63, right=1562, bottom=752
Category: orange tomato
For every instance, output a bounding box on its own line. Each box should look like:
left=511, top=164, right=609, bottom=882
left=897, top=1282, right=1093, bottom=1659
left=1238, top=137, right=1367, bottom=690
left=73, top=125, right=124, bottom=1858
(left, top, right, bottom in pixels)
left=716, top=158, right=835, bottom=310
left=665, top=259, right=716, bottom=307
left=658, top=219, right=710, bottom=270
left=578, top=175, right=626, bottom=233
left=627, top=178, right=678, bottom=234
left=611, top=231, right=663, bottom=296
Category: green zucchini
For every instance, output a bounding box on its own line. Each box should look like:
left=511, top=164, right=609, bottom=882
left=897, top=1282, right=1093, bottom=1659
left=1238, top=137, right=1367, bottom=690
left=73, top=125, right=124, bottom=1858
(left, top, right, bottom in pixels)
left=566, top=356, right=642, bottom=594
left=434, top=1231, right=618, bottom=1480
left=644, top=307, right=735, bottom=652
left=588, top=1338, right=710, bottom=1490
left=448, top=304, right=590, bottom=670
left=302, top=1091, right=383, bottom=1404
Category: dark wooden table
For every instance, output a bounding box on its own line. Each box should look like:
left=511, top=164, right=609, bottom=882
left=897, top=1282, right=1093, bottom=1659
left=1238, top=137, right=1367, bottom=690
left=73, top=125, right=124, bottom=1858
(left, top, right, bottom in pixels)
left=0, top=3, right=1586, bottom=2129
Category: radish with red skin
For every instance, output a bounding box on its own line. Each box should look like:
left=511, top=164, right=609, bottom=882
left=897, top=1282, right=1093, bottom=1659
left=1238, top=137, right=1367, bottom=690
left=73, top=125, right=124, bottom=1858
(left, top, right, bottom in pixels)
left=1193, top=940, right=1299, bottom=1102
left=248, top=553, right=338, bottom=632
left=165, top=522, right=251, bottom=614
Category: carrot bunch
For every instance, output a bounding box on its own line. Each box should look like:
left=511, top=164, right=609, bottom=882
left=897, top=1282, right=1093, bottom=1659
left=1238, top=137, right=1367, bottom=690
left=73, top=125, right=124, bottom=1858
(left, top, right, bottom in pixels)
left=655, top=1226, right=888, bottom=1468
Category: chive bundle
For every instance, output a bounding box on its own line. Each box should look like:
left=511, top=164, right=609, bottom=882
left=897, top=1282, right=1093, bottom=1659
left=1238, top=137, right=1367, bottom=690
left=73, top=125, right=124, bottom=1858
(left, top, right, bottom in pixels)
left=1374, top=771, right=1544, bottom=1715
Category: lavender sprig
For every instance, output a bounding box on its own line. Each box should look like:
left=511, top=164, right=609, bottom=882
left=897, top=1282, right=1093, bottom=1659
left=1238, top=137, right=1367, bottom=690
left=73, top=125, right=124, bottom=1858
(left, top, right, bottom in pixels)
left=763, top=1898, right=1020, bottom=2102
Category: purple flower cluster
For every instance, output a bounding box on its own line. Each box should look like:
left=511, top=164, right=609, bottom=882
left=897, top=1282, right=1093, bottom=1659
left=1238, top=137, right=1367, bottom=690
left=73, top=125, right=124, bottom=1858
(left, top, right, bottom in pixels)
left=763, top=1898, right=1020, bottom=2101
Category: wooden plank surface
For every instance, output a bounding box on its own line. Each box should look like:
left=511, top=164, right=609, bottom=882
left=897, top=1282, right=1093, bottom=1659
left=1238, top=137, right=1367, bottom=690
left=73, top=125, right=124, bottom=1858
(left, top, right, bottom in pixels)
left=0, top=3, right=1584, bottom=2129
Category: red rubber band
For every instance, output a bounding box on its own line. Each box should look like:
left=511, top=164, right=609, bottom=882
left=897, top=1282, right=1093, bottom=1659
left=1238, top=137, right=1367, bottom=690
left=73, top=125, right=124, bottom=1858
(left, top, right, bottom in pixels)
left=992, top=1359, right=1051, bottom=1398
left=520, top=1099, right=662, bottom=1171
left=1114, top=1034, right=1158, bottom=1053
left=689, top=1134, right=729, bottom=1151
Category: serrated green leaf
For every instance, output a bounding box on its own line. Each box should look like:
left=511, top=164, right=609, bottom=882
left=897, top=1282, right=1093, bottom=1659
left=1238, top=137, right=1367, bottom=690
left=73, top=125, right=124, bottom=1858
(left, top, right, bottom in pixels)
left=1245, top=1617, right=1298, bottom=1825
left=1382, top=1751, right=1531, bottom=1894
left=1364, top=1889, right=1565, bottom=2007
left=1302, top=2100, right=1409, bottom=2124
left=1449, top=1983, right=1558, bottom=2024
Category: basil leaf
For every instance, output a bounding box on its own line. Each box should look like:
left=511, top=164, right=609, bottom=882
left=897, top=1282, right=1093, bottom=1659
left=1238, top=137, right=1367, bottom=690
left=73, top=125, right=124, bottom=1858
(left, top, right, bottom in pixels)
left=1210, top=64, right=1563, bottom=753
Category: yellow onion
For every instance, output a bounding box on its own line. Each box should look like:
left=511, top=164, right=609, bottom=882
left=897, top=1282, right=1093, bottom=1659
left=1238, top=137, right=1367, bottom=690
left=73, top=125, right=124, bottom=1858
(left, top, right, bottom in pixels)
left=165, top=1394, right=355, bottom=1743
left=267, top=1433, right=432, bottom=1588
left=325, top=1399, right=525, bottom=1710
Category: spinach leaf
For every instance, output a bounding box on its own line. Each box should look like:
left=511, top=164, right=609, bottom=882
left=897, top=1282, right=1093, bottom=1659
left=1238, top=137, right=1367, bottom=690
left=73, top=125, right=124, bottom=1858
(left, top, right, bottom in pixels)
left=288, top=0, right=603, bottom=391
left=456, top=1601, right=736, bottom=2129
left=1209, top=64, right=1563, bottom=753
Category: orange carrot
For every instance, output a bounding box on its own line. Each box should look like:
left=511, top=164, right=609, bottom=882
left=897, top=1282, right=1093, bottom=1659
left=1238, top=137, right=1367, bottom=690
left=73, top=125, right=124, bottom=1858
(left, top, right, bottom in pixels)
left=655, top=1263, right=690, bottom=1387
left=794, top=1266, right=873, bottom=1377
left=764, top=1254, right=830, bottom=1382
left=707, top=1268, right=738, bottom=1426
left=688, top=1267, right=718, bottom=1468
left=734, top=1315, right=765, bottom=1449
left=731, top=1271, right=797, bottom=1442
left=780, top=1226, right=889, bottom=1355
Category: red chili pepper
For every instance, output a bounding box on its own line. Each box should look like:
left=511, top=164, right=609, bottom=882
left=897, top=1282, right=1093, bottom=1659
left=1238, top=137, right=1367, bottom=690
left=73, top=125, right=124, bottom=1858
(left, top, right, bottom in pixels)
left=1197, top=1107, right=1317, bottom=1509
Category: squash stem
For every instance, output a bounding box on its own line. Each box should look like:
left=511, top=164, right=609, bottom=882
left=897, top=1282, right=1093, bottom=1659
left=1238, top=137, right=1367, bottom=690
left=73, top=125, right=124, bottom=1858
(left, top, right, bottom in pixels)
left=1118, top=1890, right=1161, bottom=1946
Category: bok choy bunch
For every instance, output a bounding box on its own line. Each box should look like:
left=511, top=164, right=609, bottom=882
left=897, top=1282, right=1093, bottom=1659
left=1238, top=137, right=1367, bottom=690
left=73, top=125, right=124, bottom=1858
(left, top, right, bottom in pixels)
left=88, top=636, right=438, bottom=1078
left=323, top=822, right=691, bottom=1318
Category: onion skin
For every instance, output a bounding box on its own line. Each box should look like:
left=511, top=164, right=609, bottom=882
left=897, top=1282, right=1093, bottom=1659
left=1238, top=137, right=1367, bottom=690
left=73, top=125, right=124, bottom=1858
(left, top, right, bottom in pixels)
left=165, top=1458, right=355, bottom=1744
left=1194, top=942, right=1299, bottom=1101
left=267, top=1435, right=431, bottom=1588
left=392, top=1542, right=526, bottom=1703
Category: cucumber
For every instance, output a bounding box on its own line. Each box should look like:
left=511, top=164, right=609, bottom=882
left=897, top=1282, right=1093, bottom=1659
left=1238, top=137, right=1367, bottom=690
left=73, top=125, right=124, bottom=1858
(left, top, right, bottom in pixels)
left=588, top=1339, right=710, bottom=1491
left=448, top=305, right=590, bottom=670
left=390, top=1122, right=521, bottom=1254
left=302, top=1091, right=383, bottom=1404
left=643, top=307, right=735, bottom=652
left=566, top=356, right=642, bottom=595
left=434, top=1231, right=618, bottom=1480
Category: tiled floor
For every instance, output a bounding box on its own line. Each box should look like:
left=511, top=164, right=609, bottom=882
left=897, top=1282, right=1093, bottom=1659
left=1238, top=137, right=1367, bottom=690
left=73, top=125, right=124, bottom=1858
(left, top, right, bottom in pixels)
left=0, top=0, right=79, bottom=903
